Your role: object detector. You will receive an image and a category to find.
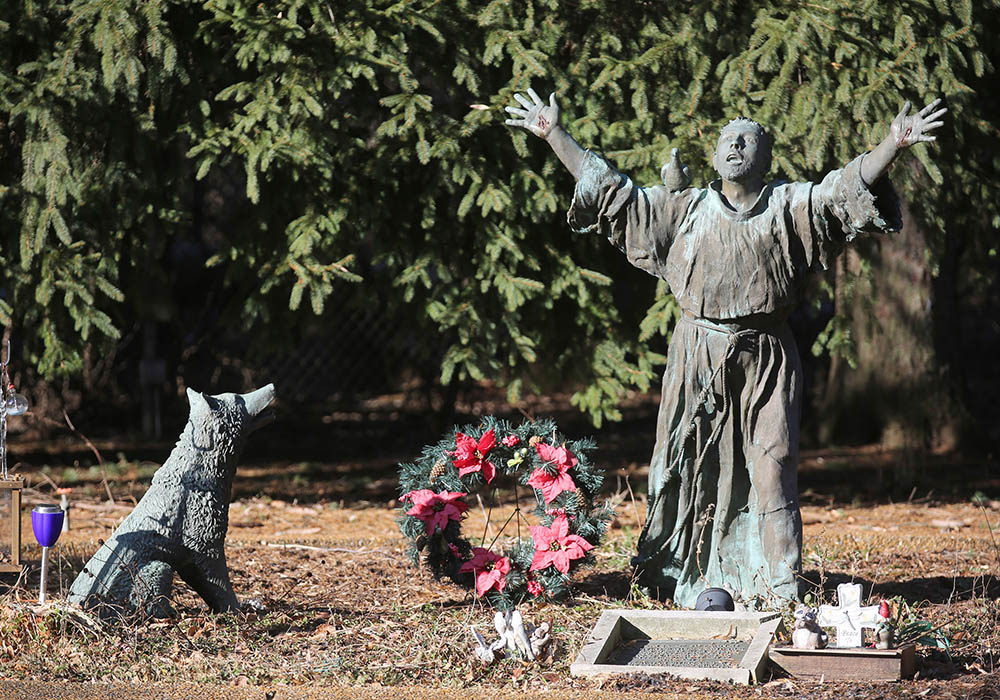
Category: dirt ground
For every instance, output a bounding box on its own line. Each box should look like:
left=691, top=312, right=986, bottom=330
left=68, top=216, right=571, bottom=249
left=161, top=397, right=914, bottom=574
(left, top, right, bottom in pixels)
left=0, top=398, right=998, bottom=699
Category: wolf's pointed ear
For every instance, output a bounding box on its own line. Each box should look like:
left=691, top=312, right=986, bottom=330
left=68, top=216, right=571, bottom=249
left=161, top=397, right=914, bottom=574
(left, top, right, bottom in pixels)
left=186, top=387, right=210, bottom=414
left=186, top=388, right=214, bottom=450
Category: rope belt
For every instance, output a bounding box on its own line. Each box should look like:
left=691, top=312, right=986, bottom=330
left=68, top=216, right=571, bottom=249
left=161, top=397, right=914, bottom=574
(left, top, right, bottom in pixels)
left=634, top=314, right=774, bottom=566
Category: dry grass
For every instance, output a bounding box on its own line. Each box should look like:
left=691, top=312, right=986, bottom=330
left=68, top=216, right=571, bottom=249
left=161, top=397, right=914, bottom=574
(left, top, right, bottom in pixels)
left=1, top=489, right=998, bottom=699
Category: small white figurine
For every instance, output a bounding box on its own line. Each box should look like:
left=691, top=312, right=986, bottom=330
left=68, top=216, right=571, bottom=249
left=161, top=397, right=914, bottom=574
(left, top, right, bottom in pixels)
left=471, top=627, right=506, bottom=665
left=496, top=609, right=535, bottom=659
left=471, top=609, right=553, bottom=664
left=792, top=605, right=829, bottom=649
left=529, top=620, right=551, bottom=658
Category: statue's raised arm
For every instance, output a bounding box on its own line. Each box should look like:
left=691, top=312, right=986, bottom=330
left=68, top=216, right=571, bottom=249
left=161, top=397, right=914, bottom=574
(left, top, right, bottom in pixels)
left=498, top=81, right=952, bottom=613
left=505, top=87, right=586, bottom=180
left=860, top=98, right=947, bottom=185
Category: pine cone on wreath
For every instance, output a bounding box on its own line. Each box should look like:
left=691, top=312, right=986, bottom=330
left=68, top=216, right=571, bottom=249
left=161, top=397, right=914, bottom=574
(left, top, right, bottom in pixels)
left=429, top=460, right=447, bottom=481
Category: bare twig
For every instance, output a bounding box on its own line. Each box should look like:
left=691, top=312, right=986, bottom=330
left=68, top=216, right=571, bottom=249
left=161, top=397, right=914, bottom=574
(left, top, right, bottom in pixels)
left=62, top=410, right=114, bottom=504
left=694, top=503, right=715, bottom=583
left=976, top=501, right=1000, bottom=573
left=72, top=501, right=133, bottom=511
left=31, top=411, right=115, bottom=503
left=166, top=614, right=200, bottom=653
left=514, top=483, right=521, bottom=541
left=5, top=602, right=104, bottom=638
left=37, top=471, right=61, bottom=492
left=625, top=473, right=641, bottom=528
left=947, top=532, right=960, bottom=607
left=264, top=542, right=392, bottom=557
left=476, top=491, right=496, bottom=545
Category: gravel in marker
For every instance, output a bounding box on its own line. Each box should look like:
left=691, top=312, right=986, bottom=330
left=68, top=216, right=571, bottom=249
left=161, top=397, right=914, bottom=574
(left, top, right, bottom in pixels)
left=603, top=639, right=750, bottom=668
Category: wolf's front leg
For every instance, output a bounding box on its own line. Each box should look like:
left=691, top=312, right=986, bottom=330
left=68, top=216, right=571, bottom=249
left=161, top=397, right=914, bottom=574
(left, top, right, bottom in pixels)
left=178, top=553, right=240, bottom=613
left=130, top=559, right=177, bottom=618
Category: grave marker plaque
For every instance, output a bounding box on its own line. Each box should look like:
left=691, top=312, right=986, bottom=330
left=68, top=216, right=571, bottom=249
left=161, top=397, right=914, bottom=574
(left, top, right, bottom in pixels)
left=571, top=609, right=782, bottom=684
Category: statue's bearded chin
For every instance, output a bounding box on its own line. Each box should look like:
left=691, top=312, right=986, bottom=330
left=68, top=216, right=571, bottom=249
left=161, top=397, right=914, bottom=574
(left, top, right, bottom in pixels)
left=716, top=157, right=762, bottom=182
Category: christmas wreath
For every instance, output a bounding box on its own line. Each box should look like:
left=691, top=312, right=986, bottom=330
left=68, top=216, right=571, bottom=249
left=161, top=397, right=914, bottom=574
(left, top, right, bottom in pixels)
left=397, top=417, right=614, bottom=608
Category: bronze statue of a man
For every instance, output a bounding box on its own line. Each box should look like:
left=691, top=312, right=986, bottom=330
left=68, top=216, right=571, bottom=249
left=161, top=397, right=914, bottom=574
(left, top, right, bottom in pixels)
left=506, top=89, right=945, bottom=607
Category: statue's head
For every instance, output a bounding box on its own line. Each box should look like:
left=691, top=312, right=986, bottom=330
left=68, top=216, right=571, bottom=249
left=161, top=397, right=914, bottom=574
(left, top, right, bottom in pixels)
left=712, top=117, right=772, bottom=183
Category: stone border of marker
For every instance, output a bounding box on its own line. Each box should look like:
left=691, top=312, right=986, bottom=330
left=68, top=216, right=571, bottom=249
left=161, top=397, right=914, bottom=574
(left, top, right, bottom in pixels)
left=570, top=609, right=782, bottom=684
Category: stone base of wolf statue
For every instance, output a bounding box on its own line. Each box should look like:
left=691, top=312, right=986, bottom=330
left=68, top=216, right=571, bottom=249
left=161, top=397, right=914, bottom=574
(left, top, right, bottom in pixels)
left=68, top=384, right=276, bottom=618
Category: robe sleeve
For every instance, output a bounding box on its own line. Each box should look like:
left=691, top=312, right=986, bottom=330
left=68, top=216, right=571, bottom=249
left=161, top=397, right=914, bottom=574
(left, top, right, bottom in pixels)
left=792, top=153, right=903, bottom=270
left=567, top=150, right=695, bottom=279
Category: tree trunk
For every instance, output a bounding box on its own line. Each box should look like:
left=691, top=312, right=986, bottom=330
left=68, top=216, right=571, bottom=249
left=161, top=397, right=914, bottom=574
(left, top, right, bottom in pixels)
left=818, top=201, right=964, bottom=451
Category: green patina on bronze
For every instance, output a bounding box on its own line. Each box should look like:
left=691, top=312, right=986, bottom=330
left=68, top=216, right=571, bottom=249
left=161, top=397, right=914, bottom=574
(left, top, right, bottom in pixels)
left=506, top=88, right=945, bottom=608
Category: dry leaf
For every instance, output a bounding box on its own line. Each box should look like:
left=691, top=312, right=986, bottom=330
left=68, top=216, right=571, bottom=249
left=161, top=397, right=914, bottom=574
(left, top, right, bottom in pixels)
left=311, top=622, right=336, bottom=639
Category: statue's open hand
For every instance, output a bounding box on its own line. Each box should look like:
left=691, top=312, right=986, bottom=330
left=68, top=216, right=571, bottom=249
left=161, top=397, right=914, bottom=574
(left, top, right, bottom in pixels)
left=891, top=98, right=947, bottom=148
left=504, top=88, right=559, bottom=139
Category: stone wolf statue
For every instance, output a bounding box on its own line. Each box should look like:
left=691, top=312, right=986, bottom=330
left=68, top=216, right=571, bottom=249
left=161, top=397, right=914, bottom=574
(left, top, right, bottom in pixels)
left=68, top=384, right=276, bottom=617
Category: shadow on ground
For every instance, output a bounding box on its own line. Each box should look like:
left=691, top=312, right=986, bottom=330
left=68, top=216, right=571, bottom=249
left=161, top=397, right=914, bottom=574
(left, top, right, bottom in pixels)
left=8, top=390, right=999, bottom=507
left=800, top=570, right=1000, bottom=605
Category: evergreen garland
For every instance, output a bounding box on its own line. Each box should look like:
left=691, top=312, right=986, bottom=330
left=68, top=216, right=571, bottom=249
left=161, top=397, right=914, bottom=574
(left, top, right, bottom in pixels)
left=397, top=417, right=614, bottom=609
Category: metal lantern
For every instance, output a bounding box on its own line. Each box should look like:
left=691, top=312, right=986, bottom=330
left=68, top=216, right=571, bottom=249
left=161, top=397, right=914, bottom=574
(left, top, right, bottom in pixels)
left=0, top=338, right=26, bottom=575
left=0, top=478, right=22, bottom=574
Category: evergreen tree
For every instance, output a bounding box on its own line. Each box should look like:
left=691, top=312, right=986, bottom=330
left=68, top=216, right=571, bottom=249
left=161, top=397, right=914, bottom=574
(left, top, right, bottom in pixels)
left=0, top=1, right=996, bottom=440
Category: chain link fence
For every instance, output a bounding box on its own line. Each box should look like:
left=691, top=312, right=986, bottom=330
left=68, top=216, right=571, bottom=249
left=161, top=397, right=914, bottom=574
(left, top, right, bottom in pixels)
left=252, top=300, right=432, bottom=404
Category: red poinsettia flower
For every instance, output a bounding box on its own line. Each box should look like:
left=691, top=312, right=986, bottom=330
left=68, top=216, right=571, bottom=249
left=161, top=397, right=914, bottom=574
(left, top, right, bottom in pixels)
left=403, top=489, right=468, bottom=536
left=535, top=442, right=578, bottom=471
left=501, top=434, right=520, bottom=447
left=529, top=516, right=594, bottom=574
left=528, top=442, right=577, bottom=503
left=459, top=547, right=510, bottom=596
left=451, top=429, right=497, bottom=483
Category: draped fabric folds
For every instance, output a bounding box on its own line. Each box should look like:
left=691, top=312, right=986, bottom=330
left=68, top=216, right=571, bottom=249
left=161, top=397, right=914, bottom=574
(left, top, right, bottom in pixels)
left=568, top=151, right=900, bottom=607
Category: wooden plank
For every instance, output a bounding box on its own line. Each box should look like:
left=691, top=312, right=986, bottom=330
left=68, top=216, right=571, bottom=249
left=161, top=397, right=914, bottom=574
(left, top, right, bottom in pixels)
left=10, top=483, right=21, bottom=566
left=769, top=644, right=915, bottom=681
left=1, top=479, right=23, bottom=569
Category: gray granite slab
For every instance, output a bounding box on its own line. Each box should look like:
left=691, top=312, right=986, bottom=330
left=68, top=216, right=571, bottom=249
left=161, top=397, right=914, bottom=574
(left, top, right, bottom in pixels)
left=570, top=609, right=782, bottom=684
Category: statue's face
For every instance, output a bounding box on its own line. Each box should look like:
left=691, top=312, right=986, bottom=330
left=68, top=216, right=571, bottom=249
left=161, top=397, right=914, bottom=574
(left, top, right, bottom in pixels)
left=712, top=124, right=769, bottom=182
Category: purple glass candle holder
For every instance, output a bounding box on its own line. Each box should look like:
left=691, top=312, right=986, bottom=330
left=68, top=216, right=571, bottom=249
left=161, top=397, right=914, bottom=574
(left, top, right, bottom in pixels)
left=32, top=504, right=64, bottom=604
left=32, top=504, right=64, bottom=548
